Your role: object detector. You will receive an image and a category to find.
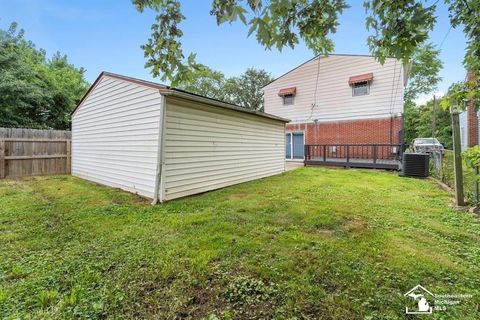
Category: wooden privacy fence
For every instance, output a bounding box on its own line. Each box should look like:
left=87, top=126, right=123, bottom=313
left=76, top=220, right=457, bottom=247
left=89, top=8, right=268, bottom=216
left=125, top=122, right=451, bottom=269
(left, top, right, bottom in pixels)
left=0, top=128, right=71, bottom=179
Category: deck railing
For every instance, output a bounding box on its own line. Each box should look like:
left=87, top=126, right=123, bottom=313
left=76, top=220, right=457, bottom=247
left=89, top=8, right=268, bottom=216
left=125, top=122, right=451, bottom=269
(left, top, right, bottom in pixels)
left=304, top=144, right=404, bottom=169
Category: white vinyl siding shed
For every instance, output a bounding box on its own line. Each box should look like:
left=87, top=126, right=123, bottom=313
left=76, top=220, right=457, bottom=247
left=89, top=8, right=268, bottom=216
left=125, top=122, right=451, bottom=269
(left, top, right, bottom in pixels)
left=72, top=72, right=287, bottom=202
left=72, top=75, right=162, bottom=198
left=163, top=97, right=285, bottom=200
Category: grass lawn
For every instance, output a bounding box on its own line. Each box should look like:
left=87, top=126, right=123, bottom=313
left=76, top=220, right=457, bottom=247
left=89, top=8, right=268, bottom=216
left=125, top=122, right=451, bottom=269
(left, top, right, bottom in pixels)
left=0, top=168, right=479, bottom=319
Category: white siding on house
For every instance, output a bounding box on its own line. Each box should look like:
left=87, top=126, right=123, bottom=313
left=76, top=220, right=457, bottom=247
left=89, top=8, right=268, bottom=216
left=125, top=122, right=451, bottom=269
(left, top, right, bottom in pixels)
left=72, top=75, right=162, bottom=198
left=163, top=97, right=285, bottom=200
left=263, top=55, right=404, bottom=123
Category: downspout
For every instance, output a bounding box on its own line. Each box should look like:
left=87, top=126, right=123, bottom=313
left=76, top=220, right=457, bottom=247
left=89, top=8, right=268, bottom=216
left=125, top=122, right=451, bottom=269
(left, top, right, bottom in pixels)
left=151, top=94, right=167, bottom=205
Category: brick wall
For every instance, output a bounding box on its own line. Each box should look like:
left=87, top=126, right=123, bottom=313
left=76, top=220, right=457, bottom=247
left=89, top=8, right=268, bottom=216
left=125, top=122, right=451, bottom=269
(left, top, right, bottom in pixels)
left=466, top=71, right=478, bottom=147
left=466, top=103, right=478, bottom=147
left=286, top=116, right=403, bottom=145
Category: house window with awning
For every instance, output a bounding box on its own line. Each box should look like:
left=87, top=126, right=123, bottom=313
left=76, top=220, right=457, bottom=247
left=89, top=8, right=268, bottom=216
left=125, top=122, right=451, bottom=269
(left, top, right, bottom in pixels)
left=349, top=73, right=373, bottom=96
left=278, top=87, right=296, bottom=105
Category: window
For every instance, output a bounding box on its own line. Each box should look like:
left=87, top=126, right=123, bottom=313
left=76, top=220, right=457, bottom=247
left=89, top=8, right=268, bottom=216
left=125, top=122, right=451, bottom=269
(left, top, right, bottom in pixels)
left=278, top=87, right=296, bottom=105
left=352, top=81, right=369, bottom=96
left=283, top=94, right=294, bottom=105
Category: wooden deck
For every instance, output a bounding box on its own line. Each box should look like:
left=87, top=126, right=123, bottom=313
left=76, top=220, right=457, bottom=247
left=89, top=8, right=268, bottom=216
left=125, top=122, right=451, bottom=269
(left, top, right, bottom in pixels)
left=304, top=144, right=403, bottom=170
left=305, top=157, right=400, bottom=169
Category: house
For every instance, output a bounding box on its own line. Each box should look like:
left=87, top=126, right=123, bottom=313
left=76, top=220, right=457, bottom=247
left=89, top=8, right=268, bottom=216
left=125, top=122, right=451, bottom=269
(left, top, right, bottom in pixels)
left=459, top=71, right=478, bottom=151
left=263, top=54, right=406, bottom=160
left=71, top=72, right=288, bottom=202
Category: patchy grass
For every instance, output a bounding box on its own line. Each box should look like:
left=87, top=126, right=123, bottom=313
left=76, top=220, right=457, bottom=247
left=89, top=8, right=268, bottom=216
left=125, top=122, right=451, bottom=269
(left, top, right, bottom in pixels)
left=0, top=168, right=479, bottom=319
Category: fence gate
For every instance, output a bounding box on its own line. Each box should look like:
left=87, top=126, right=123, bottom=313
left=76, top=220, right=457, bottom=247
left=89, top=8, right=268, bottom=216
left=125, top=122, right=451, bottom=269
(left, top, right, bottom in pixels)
left=0, top=128, right=71, bottom=179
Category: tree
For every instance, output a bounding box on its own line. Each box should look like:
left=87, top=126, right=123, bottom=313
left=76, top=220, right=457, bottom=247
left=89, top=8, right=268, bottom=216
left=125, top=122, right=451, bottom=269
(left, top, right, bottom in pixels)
left=176, top=66, right=273, bottom=111
left=0, top=23, right=48, bottom=128
left=403, top=98, right=452, bottom=148
left=445, top=0, right=480, bottom=71
left=364, top=0, right=437, bottom=65
left=176, top=66, right=226, bottom=101
left=404, top=44, right=443, bottom=104
left=132, top=0, right=479, bottom=86
left=0, top=22, right=89, bottom=129
left=403, top=101, right=421, bottom=144
left=133, top=0, right=348, bottom=85
left=441, top=79, right=480, bottom=111
left=224, top=68, right=274, bottom=111
left=402, top=44, right=443, bottom=144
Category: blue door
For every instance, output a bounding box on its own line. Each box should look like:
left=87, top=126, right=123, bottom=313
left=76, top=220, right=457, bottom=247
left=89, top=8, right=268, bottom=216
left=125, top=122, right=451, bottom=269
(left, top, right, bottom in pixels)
left=286, top=132, right=304, bottom=159
left=292, top=133, right=304, bottom=159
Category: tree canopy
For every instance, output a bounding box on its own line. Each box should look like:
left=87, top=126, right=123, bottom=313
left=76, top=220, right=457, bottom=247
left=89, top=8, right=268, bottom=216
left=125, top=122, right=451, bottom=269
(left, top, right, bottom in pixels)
left=441, top=77, right=480, bottom=111
left=403, top=44, right=446, bottom=145
left=404, top=44, right=443, bottom=104
left=0, top=22, right=89, bottom=129
left=176, top=67, right=274, bottom=111
left=176, top=66, right=227, bottom=101
left=404, top=98, right=452, bottom=148
left=132, top=0, right=479, bottom=87
left=223, top=68, right=274, bottom=111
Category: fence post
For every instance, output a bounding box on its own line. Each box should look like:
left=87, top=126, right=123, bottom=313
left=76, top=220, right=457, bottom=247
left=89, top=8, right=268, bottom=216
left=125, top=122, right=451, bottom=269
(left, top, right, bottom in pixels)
left=451, top=109, right=465, bottom=206
left=373, top=145, right=378, bottom=164
left=323, top=145, right=326, bottom=162
left=346, top=145, right=350, bottom=166
left=0, top=139, right=5, bottom=179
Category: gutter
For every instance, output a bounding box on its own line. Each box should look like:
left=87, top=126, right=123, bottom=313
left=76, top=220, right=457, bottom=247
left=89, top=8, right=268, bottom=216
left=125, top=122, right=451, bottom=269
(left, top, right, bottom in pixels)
left=151, top=95, right=167, bottom=205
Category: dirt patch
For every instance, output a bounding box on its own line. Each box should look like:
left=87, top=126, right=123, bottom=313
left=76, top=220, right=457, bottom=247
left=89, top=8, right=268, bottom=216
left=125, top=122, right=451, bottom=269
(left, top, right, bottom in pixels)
left=310, top=228, right=334, bottom=235
left=176, top=283, right=224, bottom=319
left=228, top=192, right=249, bottom=200
left=341, top=217, right=367, bottom=234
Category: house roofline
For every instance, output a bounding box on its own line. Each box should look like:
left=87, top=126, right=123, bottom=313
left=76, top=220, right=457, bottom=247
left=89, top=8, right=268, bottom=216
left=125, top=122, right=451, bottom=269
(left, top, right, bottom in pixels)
left=71, top=71, right=289, bottom=123
left=71, top=71, right=168, bottom=116
left=262, top=53, right=400, bottom=89
left=161, top=89, right=289, bottom=122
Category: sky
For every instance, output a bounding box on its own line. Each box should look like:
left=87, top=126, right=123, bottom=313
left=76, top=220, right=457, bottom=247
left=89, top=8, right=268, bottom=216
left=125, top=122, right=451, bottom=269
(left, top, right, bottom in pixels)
left=0, top=0, right=469, bottom=105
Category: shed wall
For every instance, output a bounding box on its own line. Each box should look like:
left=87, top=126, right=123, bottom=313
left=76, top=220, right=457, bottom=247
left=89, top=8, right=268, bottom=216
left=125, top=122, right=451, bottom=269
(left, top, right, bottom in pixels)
left=163, top=97, right=285, bottom=200
left=72, top=75, right=162, bottom=198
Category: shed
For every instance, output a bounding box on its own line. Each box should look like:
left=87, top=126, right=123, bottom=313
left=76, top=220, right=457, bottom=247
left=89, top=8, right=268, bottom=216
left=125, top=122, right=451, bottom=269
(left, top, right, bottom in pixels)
left=71, top=72, right=288, bottom=202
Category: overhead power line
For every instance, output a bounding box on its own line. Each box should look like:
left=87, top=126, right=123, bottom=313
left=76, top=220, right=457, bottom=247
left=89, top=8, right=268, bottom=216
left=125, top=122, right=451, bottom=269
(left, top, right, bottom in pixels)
left=439, top=26, right=452, bottom=50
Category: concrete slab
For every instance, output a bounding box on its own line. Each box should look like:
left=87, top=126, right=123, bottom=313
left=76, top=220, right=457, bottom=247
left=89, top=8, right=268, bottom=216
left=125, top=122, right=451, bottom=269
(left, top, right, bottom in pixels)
left=286, top=161, right=304, bottom=171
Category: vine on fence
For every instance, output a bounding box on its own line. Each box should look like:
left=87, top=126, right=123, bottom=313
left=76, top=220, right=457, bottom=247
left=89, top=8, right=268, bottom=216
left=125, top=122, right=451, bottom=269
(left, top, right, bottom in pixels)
left=463, top=146, right=480, bottom=170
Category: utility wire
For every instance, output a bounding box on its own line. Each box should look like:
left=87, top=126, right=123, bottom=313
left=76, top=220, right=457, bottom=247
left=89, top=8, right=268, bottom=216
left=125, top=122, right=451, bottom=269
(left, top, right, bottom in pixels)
left=439, top=26, right=452, bottom=50
left=313, top=54, right=321, bottom=105
left=392, top=63, right=403, bottom=113
left=388, top=60, right=398, bottom=116
left=307, top=55, right=322, bottom=121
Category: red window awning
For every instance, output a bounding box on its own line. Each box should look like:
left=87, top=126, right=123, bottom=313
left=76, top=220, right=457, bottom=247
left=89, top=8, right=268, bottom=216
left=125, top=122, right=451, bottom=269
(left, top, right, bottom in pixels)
left=348, top=73, right=374, bottom=85
left=278, top=87, right=297, bottom=96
